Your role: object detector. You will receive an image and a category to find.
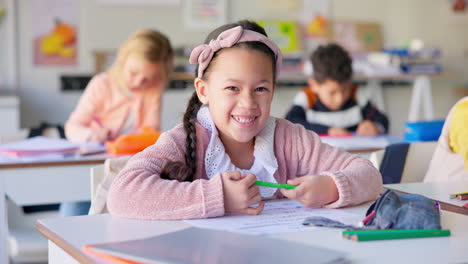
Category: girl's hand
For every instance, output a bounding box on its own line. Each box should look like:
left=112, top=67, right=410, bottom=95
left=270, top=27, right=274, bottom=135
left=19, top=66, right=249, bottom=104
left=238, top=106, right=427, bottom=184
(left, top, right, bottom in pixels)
left=280, top=175, right=338, bottom=207
left=90, top=126, right=111, bottom=143
left=357, top=120, right=379, bottom=136
left=221, top=171, right=265, bottom=215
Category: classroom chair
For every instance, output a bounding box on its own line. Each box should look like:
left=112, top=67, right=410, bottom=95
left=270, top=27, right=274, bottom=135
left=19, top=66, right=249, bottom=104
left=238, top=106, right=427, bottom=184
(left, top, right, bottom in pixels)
left=369, top=141, right=437, bottom=184
left=424, top=96, right=468, bottom=182
left=89, top=156, right=130, bottom=215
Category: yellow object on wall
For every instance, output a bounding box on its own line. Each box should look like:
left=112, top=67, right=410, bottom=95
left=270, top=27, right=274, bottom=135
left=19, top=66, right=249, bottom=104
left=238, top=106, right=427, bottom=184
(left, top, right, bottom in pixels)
left=256, top=20, right=301, bottom=54
left=39, top=19, right=77, bottom=57
left=40, top=34, right=64, bottom=55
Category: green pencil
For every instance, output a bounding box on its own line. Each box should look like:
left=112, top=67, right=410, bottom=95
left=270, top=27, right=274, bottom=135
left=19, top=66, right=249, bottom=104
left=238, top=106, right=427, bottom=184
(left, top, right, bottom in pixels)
left=342, top=229, right=450, bottom=242
left=254, top=181, right=296, bottom=189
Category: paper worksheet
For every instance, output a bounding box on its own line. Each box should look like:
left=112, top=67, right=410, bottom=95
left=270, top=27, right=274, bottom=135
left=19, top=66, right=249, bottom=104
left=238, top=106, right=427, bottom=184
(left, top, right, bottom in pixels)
left=185, top=200, right=362, bottom=235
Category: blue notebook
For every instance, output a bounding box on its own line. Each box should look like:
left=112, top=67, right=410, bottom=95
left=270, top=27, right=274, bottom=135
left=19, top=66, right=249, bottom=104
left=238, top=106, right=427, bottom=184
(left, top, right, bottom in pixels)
left=85, top=227, right=346, bottom=264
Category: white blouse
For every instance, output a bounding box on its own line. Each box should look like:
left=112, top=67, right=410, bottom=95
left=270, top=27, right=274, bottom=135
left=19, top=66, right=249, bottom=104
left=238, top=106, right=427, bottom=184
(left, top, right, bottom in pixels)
left=197, top=105, right=279, bottom=198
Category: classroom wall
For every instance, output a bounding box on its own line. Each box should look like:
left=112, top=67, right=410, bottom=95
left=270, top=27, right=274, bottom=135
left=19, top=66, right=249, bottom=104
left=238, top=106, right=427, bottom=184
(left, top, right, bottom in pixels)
left=0, top=0, right=6, bottom=87
left=0, top=0, right=17, bottom=90
left=10, top=0, right=468, bottom=135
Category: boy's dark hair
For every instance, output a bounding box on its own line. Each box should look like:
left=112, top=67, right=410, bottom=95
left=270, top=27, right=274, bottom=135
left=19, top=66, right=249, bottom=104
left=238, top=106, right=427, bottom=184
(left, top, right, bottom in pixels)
left=160, top=20, right=276, bottom=182
left=311, top=43, right=352, bottom=83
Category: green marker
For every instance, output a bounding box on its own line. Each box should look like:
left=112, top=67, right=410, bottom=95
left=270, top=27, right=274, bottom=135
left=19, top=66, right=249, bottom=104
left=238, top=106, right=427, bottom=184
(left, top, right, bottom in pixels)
left=254, top=180, right=296, bottom=189
left=342, top=229, right=450, bottom=242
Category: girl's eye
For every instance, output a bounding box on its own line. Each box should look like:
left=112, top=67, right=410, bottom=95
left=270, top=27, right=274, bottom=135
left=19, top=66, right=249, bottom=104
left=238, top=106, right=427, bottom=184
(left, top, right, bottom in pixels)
left=226, top=86, right=238, bottom=91
left=256, top=87, right=268, bottom=92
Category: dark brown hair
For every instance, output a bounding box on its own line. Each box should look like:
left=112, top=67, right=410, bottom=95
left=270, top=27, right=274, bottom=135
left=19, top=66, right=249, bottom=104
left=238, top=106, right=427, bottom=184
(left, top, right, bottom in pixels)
left=311, top=43, right=352, bottom=84
left=160, top=20, right=276, bottom=182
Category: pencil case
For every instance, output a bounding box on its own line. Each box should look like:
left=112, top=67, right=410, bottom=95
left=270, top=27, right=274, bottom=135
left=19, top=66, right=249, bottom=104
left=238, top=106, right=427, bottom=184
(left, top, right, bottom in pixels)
left=364, top=189, right=441, bottom=230
left=105, top=127, right=162, bottom=155
left=303, top=190, right=441, bottom=230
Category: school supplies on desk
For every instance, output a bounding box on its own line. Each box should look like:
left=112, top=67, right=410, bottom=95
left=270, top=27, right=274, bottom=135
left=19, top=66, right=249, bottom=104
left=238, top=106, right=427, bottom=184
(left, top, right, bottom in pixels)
left=342, top=229, right=450, bottom=242
left=450, top=191, right=468, bottom=199
left=92, top=117, right=104, bottom=128
left=254, top=180, right=296, bottom=189
left=79, top=142, right=106, bottom=155
left=105, top=126, right=161, bottom=155
left=186, top=200, right=362, bottom=235
left=359, top=209, right=376, bottom=226
left=404, top=120, right=444, bottom=141
left=84, top=227, right=347, bottom=264
left=0, top=136, right=79, bottom=157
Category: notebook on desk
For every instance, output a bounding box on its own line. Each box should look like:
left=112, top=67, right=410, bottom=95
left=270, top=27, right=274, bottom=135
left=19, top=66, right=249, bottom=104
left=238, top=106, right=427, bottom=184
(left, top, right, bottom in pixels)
left=0, top=136, right=107, bottom=157
left=0, top=136, right=79, bottom=157
left=84, top=227, right=346, bottom=264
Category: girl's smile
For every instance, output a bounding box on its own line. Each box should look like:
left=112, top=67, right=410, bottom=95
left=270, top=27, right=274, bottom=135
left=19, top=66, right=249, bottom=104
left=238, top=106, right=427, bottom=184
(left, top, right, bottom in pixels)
left=232, top=114, right=257, bottom=127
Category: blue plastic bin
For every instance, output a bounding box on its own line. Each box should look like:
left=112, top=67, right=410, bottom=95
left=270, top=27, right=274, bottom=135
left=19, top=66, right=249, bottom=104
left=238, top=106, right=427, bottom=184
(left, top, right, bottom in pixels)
left=404, top=120, right=445, bottom=141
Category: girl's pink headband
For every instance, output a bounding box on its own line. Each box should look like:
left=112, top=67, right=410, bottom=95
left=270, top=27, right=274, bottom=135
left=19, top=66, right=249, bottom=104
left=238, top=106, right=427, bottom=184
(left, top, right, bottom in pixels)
left=189, top=26, right=283, bottom=80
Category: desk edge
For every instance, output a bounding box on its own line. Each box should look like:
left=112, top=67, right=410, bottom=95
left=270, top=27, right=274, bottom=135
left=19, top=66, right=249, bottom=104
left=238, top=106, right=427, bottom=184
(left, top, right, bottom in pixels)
left=35, top=221, right=96, bottom=264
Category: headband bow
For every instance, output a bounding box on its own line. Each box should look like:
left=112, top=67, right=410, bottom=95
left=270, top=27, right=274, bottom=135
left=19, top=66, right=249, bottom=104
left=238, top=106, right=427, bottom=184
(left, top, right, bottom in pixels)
left=189, top=26, right=282, bottom=79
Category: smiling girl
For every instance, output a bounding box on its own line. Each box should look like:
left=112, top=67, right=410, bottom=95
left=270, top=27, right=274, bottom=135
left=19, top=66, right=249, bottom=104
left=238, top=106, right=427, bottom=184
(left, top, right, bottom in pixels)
left=107, top=20, right=382, bottom=220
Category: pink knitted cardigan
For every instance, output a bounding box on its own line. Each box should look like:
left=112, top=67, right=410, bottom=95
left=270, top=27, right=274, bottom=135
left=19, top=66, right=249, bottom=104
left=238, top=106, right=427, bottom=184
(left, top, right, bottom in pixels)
left=107, top=119, right=382, bottom=220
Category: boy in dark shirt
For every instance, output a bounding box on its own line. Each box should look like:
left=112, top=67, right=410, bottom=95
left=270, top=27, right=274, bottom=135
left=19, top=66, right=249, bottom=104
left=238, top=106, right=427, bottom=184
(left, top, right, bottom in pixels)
left=285, top=44, right=389, bottom=136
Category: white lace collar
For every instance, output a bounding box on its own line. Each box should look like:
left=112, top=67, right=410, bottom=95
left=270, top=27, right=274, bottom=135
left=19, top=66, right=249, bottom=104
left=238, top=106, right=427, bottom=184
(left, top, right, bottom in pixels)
left=197, top=105, right=278, bottom=198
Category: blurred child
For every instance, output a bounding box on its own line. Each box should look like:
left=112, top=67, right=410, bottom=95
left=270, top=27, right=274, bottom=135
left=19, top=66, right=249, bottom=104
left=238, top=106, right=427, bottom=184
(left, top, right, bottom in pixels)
left=65, top=29, right=174, bottom=143
left=285, top=44, right=389, bottom=136
left=107, top=21, right=382, bottom=220
left=61, top=29, right=173, bottom=216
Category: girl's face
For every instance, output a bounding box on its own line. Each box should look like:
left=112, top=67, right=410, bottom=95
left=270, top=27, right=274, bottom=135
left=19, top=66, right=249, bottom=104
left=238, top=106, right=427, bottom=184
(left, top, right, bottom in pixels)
left=122, top=54, right=163, bottom=92
left=195, top=48, right=275, bottom=147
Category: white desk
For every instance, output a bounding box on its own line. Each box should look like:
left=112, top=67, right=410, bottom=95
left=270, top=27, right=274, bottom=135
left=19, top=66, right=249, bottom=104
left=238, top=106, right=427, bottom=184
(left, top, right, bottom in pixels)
left=320, top=135, right=401, bottom=154
left=0, top=153, right=114, bottom=264
left=385, top=181, right=468, bottom=216
left=37, top=202, right=468, bottom=264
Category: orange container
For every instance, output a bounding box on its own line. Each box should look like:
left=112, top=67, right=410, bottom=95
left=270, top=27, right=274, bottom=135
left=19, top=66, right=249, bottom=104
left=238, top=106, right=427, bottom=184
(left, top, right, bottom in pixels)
left=106, top=127, right=162, bottom=155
